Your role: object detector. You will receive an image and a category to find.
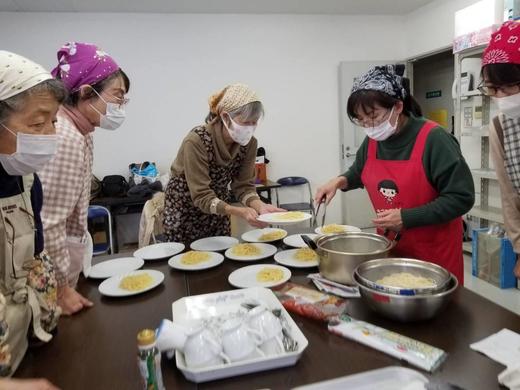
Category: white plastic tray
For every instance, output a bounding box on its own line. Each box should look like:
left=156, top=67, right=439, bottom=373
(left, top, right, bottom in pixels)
left=293, top=366, right=428, bottom=390
left=171, top=287, right=308, bottom=383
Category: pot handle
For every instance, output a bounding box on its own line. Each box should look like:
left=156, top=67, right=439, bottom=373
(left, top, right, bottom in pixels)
left=383, top=229, right=401, bottom=243
left=301, top=235, right=318, bottom=250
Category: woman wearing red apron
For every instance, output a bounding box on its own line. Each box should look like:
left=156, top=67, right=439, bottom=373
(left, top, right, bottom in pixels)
left=316, top=65, right=474, bottom=283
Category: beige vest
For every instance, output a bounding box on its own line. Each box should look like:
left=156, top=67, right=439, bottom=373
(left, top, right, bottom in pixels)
left=0, top=175, right=51, bottom=375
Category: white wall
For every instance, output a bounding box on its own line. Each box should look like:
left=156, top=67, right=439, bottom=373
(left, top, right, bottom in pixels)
left=405, top=0, right=481, bottom=59
left=0, top=12, right=406, bottom=221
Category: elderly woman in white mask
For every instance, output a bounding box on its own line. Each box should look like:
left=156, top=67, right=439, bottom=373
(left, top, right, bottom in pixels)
left=0, top=50, right=63, bottom=390
left=163, top=83, right=282, bottom=245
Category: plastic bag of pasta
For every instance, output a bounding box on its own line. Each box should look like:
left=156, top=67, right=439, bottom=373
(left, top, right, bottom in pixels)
left=272, top=282, right=348, bottom=322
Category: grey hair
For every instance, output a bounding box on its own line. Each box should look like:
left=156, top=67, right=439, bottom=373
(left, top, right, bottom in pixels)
left=0, top=79, right=67, bottom=123
left=205, top=101, right=265, bottom=124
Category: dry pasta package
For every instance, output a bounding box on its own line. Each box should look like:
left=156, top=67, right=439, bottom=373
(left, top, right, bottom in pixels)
left=273, top=282, right=348, bottom=322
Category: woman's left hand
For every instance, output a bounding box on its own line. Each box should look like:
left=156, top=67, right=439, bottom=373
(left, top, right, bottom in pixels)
left=373, top=209, right=403, bottom=231
left=257, top=202, right=285, bottom=215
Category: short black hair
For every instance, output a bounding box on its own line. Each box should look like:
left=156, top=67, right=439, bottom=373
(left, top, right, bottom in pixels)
left=58, top=68, right=130, bottom=107
left=482, top=63, right=520, bottom=86
left=378, top=179, right=398, bottom=192
left=347, top=77, right=422, bottom=123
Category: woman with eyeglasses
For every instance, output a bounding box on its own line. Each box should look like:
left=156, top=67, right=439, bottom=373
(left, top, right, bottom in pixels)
left=315, top=65, right=474, bottom=283
left=482, top=21, right=520, bottom=279
left=0, top=51, right=63, bottom=389
left=39, top=42, right=130, bottom=315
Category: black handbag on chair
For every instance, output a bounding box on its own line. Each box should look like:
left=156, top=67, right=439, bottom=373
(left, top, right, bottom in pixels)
left=101, top=175, right=129, bottom=197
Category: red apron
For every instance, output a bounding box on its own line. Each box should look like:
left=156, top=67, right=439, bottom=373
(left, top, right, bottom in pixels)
left=360, top=120, right=463, bottom=283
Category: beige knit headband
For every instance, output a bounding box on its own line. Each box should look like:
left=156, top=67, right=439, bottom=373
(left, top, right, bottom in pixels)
left=209, top=83, right=260, bottom=115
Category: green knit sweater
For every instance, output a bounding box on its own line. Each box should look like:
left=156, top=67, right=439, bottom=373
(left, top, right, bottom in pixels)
left=341, top=115, right=475, bottom=228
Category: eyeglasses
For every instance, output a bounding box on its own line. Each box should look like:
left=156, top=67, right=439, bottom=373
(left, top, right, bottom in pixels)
left=110, top=95, right=130, bottom=109
left=477, top=82, right=520, bottom=96
left=352, top=109, right=392, bottom=128
left=95, top=88, right=129, bottom=109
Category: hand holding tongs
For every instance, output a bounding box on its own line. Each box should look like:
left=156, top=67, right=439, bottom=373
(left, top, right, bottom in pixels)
left=313, top=197, right=327, bottom=228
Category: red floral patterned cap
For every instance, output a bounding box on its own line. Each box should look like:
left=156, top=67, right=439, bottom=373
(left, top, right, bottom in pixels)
left=482, top=21, right=520, bottom=66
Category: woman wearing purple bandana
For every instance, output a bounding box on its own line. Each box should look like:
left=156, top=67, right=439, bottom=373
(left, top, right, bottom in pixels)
left=39, top=42, right=130, bottom=315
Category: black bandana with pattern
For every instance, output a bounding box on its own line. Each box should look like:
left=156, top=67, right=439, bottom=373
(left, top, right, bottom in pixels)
left=351, top=64, right=407, bottom=99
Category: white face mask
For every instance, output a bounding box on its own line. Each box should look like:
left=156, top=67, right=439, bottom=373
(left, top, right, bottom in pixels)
left=363, top=106, right=398, bottom=141
left=494, top=93, right=520, bottom=119
left=222, top=114, right=256, bottom=146
left=0, top=124, right=57, bottom=176
left=89, top=90, right=126, bottom=130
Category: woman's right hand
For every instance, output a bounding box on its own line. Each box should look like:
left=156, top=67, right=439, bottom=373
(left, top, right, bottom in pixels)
left=314, top=176, right=347, bottom=205
left=227, top=205, right=267, bottom=228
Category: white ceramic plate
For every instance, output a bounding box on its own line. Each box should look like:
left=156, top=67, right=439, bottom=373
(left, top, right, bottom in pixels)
left=224, top=243, right=278, bottom=261
left=257, top=212, right=312, bottom=226
left=88, top=257, right=144, bottom=279
left=283, top=233, right=320, bottom=248
left=168, top=251, right=224, bottom=271
left=274, top=249, right=319, bottom=268
left=314, top=224, right=362, bottom=235
left=190, top=236, right=239, bottom=252
left=228, top=264, right=291, bottom=288
left=241, top=228, right=288, bottom=243
left=98, top=269, right=164, bottom=297
left=134, top=242, right=185, bottom=260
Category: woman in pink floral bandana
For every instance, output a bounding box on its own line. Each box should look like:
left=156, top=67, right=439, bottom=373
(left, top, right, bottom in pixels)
left=39, top=42, right=131, bottom=315
left=481, top=20, right=520, bottom=279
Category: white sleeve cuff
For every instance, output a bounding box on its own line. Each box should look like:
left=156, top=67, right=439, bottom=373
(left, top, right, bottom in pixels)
left=210, top=198, right=221, bottom=214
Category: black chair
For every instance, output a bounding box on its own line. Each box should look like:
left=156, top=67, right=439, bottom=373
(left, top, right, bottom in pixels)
left=275, top=177, right=315, bottom=225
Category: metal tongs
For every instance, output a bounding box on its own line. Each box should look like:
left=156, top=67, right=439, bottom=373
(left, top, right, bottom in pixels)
left=312, top=197, right=327, bottom=228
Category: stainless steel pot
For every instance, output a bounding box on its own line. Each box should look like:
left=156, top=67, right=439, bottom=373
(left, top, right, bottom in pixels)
left=306, top=232, right=396, bottom=285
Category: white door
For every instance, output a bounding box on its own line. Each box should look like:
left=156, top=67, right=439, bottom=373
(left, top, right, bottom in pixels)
left=338, top=61, right=403, bottom=229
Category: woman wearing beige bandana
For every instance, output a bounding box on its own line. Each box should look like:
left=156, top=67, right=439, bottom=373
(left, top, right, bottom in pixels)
left=0, top=51, right=64, bottom=390
left=163, top=83, right=283, bottom=245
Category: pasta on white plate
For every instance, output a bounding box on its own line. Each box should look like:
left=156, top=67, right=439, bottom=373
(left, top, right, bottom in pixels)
left=321, top=224, right=346, bottom=234
left=181, top=251, right=211, bottom=265
left=231, top=243, right=262, bottom=256
left=275, top=211, right=305, bottom=221
left=259, top=230, right=286, bottom=241
left=293, top=248, right=318, bottom=262
left=119, top=273, right=154, bottom=291
left=256, top=267, right=284, bottom=282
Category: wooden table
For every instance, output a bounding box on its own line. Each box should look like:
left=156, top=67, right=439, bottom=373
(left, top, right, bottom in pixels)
left=16, top=237, right=520, bottom=390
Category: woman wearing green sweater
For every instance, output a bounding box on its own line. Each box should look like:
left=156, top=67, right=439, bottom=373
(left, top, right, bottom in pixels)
left=316, top=65, right=474, bottom=283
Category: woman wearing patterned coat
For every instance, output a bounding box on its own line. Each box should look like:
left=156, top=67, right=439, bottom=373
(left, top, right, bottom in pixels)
left=163, top=84, right=282, bottom=245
